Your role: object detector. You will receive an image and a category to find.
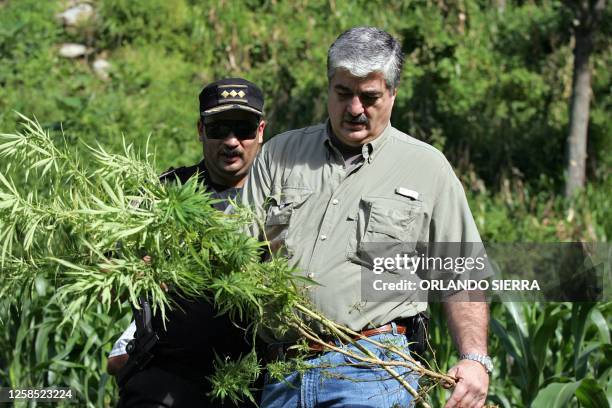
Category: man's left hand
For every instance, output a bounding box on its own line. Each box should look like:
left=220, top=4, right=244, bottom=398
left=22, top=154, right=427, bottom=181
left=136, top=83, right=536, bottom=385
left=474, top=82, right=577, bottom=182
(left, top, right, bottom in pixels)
left=444, top=359, right=489, bottom=408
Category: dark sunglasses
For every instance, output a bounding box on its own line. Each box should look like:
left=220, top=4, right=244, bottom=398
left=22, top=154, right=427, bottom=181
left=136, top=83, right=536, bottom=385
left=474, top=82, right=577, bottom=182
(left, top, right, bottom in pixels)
left=204, top=120, right=259, bottom=140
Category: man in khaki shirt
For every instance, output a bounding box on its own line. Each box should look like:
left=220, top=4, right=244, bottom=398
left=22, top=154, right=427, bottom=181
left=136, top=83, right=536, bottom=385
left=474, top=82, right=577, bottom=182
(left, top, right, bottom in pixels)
left=244, top=27, right=490, bottom=408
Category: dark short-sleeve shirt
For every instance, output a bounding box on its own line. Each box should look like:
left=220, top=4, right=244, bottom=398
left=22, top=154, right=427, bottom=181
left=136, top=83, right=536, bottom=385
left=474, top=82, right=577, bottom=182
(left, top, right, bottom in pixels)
left=150, top=160, right=250, bottom=381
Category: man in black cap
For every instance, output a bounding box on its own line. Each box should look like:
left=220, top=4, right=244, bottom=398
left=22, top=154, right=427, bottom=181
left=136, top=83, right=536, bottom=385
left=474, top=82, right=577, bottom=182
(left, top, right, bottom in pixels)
left=108, top=77, right=266, bottom=408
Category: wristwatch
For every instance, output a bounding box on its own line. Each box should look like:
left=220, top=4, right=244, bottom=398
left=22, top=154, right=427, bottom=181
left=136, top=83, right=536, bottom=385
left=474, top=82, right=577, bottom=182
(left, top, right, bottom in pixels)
left=460, top=353, right=493, bottom=374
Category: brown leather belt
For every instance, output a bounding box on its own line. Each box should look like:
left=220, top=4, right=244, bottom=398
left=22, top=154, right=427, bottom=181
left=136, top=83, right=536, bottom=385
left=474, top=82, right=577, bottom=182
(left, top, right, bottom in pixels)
left=267, top=323, right=409, bottom=360
left=308, top=323, right=407, bottom=352
left=361, top=323, right=407, bottom=337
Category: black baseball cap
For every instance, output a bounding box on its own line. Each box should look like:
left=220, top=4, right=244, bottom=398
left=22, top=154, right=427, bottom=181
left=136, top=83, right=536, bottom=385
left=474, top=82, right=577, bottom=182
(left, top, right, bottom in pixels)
left=199, top=77, right=264, bottom=118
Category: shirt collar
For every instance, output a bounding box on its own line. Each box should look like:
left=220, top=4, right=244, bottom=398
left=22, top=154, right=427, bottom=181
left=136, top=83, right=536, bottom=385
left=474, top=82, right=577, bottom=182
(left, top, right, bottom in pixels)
left=323, top=119, right=391, bottom=163
left=367, top=122, right=392, bottom=162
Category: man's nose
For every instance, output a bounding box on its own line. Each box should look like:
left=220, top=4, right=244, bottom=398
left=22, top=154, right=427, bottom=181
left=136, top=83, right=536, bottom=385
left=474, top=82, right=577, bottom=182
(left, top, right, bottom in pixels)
left=347, top=95, right=364, bottom=116
left=223, top=132, right=240, bottom=147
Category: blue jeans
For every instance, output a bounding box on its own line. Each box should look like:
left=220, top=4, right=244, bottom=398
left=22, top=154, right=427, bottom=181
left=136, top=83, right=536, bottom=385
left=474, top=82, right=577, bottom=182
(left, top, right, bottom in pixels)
left=261, top=330, right=419, bottom=408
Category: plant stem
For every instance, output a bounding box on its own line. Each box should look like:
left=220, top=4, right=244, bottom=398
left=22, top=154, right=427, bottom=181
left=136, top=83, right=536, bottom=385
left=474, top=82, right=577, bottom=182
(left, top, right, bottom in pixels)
left=294, top=303, right=456, bottom=384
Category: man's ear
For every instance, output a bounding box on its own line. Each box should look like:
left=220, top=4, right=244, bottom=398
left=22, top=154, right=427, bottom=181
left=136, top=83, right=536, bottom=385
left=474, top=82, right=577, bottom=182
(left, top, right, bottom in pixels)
left=387, top=86, right=398, bottom=107
left=197, top=119, right=205, bottom=142
left=257, top=120, right=266, bottom=144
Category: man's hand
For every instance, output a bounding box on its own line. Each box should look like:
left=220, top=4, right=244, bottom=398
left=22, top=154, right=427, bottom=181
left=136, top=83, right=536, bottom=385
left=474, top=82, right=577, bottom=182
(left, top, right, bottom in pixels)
left=444, top=359, right=489, bottom=408
left=142, top=255, right=169, bottom=292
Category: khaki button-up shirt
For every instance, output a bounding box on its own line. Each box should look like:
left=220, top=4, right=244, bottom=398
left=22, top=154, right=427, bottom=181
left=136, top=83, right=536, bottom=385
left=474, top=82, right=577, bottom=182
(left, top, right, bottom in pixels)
left=242, top=122, right=483, bottom=332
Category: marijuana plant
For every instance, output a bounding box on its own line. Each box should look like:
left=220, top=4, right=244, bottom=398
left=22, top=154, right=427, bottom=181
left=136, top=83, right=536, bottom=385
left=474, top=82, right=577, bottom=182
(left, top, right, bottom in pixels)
left=0, top=116, right=458, bottom=406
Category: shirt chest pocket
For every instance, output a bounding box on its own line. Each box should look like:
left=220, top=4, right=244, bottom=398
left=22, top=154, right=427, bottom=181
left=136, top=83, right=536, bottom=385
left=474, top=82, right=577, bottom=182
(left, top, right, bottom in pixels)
left=347, top=196, right=422, bottom=267
left=264, top=188, right=312, bottom=256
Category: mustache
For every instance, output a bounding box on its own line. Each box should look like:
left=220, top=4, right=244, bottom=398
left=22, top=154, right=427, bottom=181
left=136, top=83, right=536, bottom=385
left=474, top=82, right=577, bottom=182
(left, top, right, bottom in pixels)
left=221, top=148, right=243, bottom=158
left=344, top=113, right=368, bottom=125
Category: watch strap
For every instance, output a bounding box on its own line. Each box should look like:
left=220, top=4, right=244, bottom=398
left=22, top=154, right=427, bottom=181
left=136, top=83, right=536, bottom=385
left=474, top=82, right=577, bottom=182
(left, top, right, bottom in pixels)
left=460, top=352, right=493, bottom=374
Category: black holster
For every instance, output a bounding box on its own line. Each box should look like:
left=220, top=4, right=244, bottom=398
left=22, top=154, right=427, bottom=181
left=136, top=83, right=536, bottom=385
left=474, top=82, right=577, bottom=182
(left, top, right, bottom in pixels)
left=407, top=312, right=429, bottom=357
left=116, top=297, right=159, bottom=388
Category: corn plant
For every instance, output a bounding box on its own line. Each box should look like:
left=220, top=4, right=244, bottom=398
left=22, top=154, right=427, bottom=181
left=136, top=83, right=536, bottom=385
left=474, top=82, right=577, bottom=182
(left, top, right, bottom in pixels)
left=489, top=302, right=611, bottom=407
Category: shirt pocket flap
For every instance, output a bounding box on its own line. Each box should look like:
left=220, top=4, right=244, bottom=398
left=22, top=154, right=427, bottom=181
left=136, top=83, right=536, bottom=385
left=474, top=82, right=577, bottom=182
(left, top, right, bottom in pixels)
left=280, top=187, right=313, bottom=208
left=363, top=196, right=422, bottom=241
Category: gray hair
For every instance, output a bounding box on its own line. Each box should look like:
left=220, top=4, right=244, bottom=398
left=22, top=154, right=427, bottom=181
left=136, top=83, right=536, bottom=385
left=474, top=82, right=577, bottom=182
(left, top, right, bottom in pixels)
left=327, top=26, right=404, bottom=90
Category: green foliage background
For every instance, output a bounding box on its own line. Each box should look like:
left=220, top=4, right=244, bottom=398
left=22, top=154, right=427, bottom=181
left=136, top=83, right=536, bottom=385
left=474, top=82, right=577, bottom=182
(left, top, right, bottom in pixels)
left=0, top=0, right=610, bottom=406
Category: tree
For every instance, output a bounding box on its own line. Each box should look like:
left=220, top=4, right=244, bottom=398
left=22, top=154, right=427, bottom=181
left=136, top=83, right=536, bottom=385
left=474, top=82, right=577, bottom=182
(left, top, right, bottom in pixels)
left=565, top=0, right=606, bottom=198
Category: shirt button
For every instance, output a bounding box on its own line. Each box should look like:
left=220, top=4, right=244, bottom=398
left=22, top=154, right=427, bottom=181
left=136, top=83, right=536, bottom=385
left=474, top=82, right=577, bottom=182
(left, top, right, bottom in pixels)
left=320, top=235, right=327, bottom=241
left=332, top=199, right=339, bottom=205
